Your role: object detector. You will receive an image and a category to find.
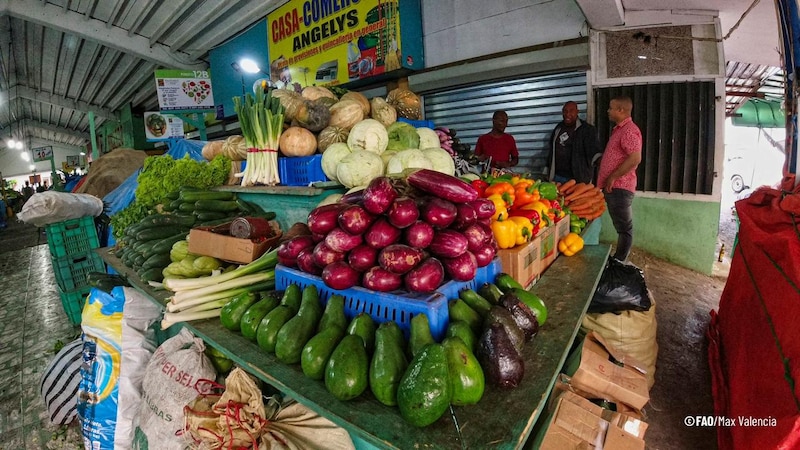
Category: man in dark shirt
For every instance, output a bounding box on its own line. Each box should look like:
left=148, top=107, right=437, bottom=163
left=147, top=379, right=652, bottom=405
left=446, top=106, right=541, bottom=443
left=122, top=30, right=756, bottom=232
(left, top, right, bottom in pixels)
left=547, top=101, right=602, bottom=184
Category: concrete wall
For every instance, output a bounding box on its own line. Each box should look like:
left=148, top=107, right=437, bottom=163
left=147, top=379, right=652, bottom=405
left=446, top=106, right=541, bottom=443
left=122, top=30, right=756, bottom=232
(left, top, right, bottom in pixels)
left=599, top=197, right=720, bottom=274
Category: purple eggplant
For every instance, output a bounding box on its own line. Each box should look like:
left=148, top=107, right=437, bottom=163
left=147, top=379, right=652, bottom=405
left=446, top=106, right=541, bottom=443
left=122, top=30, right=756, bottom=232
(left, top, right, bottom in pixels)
left=276, top=235, right=315, bottom=267
left=468, top=198, right=496, bottom=220
left=463, top=223, right=491, bottom=252
left=340, top=189, right=365, bottom=204
left=428, top=229, right=468, bottom=258
left=308, top=203, right=348, bottom=235
left=364, top=217, right=402, bottom=249
left=325, top=227, right=363, bottom=253
left=363, top=176, right=399, bottom=214
left=296, top=248, right=322, bottom=275
left=406, top=169, right=479, bottom=203
left=404, top=220, right=435, bottom=249
left=348, top=245, right=378, bottom=272
left=312, top=241, right=346, bottom=267
left=378, top=244, right=425, bottom=274
left=451, top=203, right=478, bottom=230
left=421, top=197, right=457, bottom=229
left=473, top=243, right=497, bottom=267
left=404, top=257, right=445, bottom=293
left=443, top=251, right=478, bottom=281
left=362, top=266, right=403, bottom=292
left=338, top=204, right=376, bottom=235
left=387, top=197, right=420, bottom=229
left=322, top=261, right=360, bottom=290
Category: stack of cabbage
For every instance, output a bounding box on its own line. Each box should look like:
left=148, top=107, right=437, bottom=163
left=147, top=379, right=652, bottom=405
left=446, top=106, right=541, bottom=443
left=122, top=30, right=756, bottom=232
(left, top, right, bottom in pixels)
left=321, top=120, right=455, bottom=190
left=270, top=85, right=455, bottom=190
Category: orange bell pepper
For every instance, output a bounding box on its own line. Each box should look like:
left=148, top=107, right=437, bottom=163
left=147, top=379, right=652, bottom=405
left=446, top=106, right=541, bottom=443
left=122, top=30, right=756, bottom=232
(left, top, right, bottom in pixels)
left=513, top=181, right=540, bottom=208
left=484, top=182, right=515, bottom=206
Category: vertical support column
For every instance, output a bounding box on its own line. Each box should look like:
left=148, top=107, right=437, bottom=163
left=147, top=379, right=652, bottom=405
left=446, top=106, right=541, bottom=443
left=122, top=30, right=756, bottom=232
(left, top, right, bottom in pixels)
left=121, top=104, right=135, bottom=148
left=88, top=111, right=99, bottom=161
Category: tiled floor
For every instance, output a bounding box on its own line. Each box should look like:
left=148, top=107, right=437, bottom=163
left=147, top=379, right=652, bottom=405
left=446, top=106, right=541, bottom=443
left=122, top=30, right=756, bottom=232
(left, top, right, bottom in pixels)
left=0, top=230, right=84, bottom=449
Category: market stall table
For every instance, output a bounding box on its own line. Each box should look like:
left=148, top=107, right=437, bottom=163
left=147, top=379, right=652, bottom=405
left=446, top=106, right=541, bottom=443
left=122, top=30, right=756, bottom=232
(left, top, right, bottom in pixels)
left=98, top=243, right=610, bottom=449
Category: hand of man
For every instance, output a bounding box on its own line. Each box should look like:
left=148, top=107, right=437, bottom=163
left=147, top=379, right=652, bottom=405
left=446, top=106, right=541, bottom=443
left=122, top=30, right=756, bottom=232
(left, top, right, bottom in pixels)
left=603, top=176, right=616, bottom=193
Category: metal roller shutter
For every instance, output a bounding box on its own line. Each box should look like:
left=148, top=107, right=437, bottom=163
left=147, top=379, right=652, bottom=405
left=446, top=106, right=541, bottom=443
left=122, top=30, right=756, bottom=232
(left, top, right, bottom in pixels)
left=422, top=71, right=588, bottom=176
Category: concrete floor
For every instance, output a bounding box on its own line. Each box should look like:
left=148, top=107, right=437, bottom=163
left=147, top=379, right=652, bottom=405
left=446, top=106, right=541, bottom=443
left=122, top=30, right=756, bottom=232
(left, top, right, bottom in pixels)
left=0, top=216, right=728, bottom=449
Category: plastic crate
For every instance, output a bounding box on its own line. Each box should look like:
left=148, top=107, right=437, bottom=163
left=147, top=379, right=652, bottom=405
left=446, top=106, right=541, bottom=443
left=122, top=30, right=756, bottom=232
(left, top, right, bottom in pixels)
left=51, top=251, right=106, bottom=292
left=275, top=258, right=501, bottom=341
left=397, top=117, right=435, bottom=129
left=278, top=155, right=328, bottom=186
left=58, top=286, right=91, bottom=326
left=45, top=216, right=100, bottom=258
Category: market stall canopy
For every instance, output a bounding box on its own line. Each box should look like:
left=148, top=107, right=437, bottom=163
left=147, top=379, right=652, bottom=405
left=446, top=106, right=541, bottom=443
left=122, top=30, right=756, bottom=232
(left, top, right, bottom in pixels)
left=732, top=99, right=785, bottom=128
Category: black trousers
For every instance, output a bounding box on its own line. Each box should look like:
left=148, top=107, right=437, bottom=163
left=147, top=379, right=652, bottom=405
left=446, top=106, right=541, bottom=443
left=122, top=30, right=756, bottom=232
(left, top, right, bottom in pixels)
left=605, top=188, right=634, bottom=261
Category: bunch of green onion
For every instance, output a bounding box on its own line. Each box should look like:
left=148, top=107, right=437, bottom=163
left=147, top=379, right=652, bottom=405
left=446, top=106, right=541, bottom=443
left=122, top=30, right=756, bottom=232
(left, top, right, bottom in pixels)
left=160, top=249, right=278, bottom=329
left=233, top=84, right=285, bottom=186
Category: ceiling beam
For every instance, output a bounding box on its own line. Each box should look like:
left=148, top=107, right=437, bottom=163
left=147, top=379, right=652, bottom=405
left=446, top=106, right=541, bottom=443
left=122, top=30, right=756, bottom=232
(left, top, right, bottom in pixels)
left=4, top=85, right=118, bottom=120
left=188, top=1, right=278, bottom=60
left=0, top=0, right=206, bottom=70
left=7, top=118, right=90, bottom=141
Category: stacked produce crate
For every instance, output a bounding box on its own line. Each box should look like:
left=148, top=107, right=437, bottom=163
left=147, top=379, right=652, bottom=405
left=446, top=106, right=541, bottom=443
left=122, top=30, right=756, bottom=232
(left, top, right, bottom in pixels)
left=46, top=216, right=105, bottom=325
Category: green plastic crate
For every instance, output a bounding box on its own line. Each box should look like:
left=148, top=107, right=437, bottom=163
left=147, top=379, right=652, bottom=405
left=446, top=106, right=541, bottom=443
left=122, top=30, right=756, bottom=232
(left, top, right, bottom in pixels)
left=58, top=286, right=91, bottom=326
left=51, top=251, right=106, bottom=292
left=46, top=216, right=100, bottom=258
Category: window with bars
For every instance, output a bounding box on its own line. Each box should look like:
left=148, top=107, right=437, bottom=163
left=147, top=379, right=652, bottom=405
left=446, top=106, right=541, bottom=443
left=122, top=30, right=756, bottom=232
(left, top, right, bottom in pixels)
left=594, top=82, right=716, bottom=194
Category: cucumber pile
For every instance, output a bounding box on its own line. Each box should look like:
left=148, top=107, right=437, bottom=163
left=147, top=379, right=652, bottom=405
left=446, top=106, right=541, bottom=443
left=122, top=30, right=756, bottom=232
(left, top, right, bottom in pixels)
left=114, top=187, right=275, bottom=282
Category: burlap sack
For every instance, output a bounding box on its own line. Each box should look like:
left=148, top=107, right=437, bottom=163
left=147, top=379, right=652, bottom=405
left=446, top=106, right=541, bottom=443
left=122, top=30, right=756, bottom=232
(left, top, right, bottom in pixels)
left=582, top=293, right=658, bottom=389
left=259, top=401, right=354, bottom=450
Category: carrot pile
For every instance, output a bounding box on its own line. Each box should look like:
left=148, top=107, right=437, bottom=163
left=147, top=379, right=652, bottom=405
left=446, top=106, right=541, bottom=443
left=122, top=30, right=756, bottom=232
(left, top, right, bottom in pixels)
left=557, top=180, right=606, bottom=220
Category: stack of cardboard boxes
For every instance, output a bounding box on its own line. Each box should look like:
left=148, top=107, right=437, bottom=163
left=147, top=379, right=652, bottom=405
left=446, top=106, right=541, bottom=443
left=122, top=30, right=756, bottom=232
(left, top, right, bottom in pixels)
left=534, top=332, right=651, bottom=449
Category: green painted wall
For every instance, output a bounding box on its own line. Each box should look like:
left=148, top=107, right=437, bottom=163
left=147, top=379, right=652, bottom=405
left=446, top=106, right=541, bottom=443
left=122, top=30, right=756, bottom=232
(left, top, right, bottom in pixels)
left=598, top=196, right=720, bottom=275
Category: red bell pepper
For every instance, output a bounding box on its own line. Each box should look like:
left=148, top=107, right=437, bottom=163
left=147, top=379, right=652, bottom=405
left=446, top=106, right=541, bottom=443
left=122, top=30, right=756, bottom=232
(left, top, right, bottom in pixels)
left=471, top=179, right=489, bottom=197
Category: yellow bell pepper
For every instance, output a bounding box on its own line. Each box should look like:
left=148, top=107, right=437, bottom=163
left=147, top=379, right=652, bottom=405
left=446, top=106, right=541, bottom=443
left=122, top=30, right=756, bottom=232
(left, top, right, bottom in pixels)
left=520, top=201, right=552, bottom=226
left=508, top=216, right=533, bottom=244
left=558, top=232, right=585, bottom=256
left=487, top=194, right=508, bottom=221
left=491, top=217, right=518, bottom=249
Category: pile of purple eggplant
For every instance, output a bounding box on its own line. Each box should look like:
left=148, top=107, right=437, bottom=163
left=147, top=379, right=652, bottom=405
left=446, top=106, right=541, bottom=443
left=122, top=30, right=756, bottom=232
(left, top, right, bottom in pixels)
left=277, top=169, right=499, bottom=293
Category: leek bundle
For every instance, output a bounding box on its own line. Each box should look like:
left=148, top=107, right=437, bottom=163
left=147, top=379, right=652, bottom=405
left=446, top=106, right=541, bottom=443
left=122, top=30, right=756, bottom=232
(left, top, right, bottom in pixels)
left=233, top=86, right=285, bottom=186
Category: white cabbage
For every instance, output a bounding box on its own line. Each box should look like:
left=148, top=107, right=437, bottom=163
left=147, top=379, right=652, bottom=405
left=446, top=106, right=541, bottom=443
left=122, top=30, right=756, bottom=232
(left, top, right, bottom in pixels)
left=385, top=149, right=433, bottom=175
left=417, top=127, right=441, bottom=150
left=421, top=147, right=456, bottom=176
left=336, top=150, right=385, bottom=188
left=347, top=119, right=389, bottom=154
left=320, top=142, right=352, bottom=182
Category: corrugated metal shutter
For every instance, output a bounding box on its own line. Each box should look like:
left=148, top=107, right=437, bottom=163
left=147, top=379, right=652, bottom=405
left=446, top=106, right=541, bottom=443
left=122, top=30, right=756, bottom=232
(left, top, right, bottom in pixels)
left=422, top=71, right=588, bottom=176
left=594, top=82, right=716, bottom=194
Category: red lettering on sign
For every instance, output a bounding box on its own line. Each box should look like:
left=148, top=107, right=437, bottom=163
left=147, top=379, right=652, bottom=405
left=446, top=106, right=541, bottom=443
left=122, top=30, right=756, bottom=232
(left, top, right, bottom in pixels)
left=272, top=9, right=301, bottom=43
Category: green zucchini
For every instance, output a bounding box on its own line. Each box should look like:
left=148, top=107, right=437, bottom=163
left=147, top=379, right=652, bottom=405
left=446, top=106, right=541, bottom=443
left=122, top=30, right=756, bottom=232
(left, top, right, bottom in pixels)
left=140, top=267, right=164, bottom=283
left=194, top=210, right=230, bottom=221
left=180, top=190, right=235, bottom=202
left=142, top=253, right=172, bottom=271
left=165, top=190, right=181, bottom=201
left=150, top=232, right=190, bottom=255
left=235, top=198, right=257, bottom=214
left=178, top=202, right=197, bottom=213
left=169, top=199, right=185, bottom=211
left=137, top=226, right=187, bottom=242
left=194, top=200, right=240, bottom=212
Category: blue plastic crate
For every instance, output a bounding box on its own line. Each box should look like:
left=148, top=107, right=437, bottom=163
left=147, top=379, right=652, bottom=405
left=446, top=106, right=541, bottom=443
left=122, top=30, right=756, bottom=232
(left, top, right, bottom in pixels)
left=278, top=155, right=328, bottom=186
left=45, top=216, right=99, bottom=258
left=397, top=117, right=435, bottom=129
left=275, top=258, right=500, bottom=341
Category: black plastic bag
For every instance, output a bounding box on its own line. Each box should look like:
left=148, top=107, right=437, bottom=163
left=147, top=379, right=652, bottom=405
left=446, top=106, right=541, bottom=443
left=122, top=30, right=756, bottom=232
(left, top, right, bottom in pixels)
left=588, top=257, right=651, bottom=314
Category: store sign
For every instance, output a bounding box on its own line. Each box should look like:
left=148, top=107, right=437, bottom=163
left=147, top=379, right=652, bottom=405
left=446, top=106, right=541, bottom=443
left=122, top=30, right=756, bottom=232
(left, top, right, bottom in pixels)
left=144, top=112, right=185, bottom=140
left=154, top=70, right=215, bottom=111
left=66, top=155, right=81, bottom=167
left=32, top=146, right=53, bottom=162
left=267, top=0, right=420, bottom=88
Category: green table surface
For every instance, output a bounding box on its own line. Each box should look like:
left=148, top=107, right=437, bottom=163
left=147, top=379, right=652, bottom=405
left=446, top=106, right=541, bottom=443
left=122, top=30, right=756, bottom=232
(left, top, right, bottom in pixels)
left=98, top=244, right=610, bottom=449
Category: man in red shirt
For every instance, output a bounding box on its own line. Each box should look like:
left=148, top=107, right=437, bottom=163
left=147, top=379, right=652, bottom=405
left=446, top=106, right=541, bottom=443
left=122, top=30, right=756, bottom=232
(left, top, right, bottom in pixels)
left=474, top=110, right=519, bottom=169
left=597, top=96, right=642, bottom=261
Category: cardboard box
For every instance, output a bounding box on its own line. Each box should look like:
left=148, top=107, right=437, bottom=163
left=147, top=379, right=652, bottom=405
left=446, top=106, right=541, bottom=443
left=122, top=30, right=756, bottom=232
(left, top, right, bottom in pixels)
left=497, top=234, right=542, bottom=289
left=563, top=332, right=650, bottom=410
left=188, top=221, right=281, bottom=264
left=539, top=390, right=646, bottom=450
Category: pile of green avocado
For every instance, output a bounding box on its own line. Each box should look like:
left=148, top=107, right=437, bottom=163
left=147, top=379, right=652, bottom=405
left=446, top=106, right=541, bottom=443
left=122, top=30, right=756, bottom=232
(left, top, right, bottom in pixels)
left=216, top=272, right=548, bottom=427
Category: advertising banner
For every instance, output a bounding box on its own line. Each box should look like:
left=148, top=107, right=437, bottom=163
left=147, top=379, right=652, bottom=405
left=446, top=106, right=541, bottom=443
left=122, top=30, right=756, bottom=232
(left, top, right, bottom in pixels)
left=32, top=146, right=53, bottom=162
left=267, top=0, right=421, bottom=88
left=154, top=70, right=215, bottom=111
left=144, top=112, right=185, bottom=141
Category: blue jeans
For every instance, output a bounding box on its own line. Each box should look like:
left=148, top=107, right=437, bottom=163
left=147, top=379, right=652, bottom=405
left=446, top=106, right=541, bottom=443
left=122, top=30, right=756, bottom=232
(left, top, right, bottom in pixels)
left=605, top=188, right=634, bottom=261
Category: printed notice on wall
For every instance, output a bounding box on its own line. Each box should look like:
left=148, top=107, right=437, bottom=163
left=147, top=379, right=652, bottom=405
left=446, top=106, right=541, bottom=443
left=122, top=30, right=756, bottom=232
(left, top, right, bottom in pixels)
left=154, top=70, right=215, bottom=111
left=144, top=112, right=185, bottom=141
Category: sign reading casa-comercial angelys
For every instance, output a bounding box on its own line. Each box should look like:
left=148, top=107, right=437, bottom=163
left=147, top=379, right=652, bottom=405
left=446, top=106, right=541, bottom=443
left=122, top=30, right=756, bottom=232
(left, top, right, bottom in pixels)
left=267, top=0, right=423, bottom=89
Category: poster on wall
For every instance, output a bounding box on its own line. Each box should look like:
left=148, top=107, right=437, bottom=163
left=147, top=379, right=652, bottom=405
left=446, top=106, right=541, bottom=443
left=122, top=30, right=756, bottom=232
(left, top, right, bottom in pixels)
left=154, top=70, right=215, bottom=111
left=144, top=112, right=185, bottom=140
left=267, top=0, right=422, bottom=89
left=32, top=146, right=53, bottom=162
